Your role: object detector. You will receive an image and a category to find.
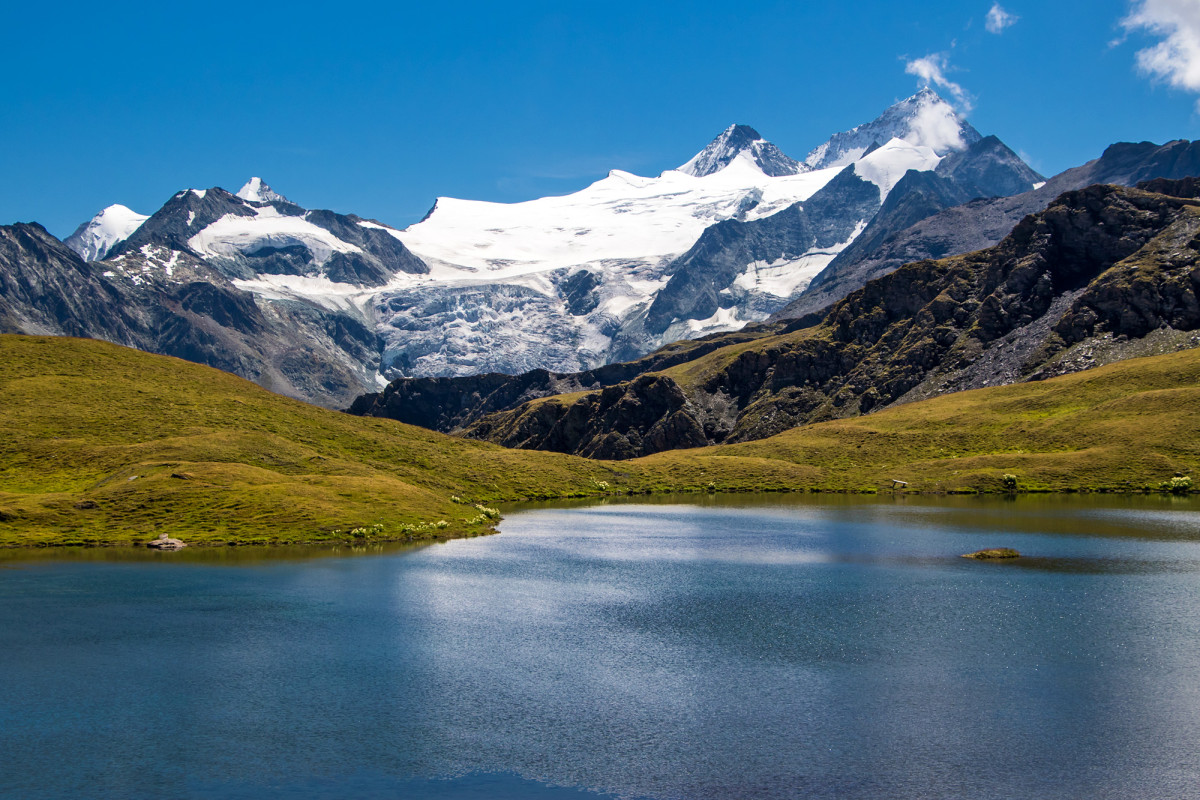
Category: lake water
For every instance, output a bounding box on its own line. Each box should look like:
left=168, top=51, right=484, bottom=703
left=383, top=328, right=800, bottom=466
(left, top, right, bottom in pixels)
left=2, top=494, right=1200, bottom=799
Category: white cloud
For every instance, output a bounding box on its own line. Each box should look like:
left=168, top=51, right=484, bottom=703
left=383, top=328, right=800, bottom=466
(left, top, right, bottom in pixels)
left=986, top=3, right=1019, bottom=34
left=907, top=101, right=968, bottom=152
left=1122, top=0, right=1200, bottom=110
left=905, top=53, right=975, bottom=113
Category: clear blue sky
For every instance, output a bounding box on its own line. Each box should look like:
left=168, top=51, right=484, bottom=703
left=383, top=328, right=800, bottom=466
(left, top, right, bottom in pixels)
left=5, top=0, right=1199, bottom=238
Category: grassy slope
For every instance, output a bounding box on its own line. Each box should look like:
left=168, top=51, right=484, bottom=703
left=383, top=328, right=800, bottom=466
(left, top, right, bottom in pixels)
left=2, top=335, right=1197, bottom=547
left=0, top=336, right=619, bottom=546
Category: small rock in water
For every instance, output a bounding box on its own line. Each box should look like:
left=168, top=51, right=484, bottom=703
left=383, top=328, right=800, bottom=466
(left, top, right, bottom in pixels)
left=147, top=533, right=187, bottom=551
left=961, top=547, right=1020, bottom=560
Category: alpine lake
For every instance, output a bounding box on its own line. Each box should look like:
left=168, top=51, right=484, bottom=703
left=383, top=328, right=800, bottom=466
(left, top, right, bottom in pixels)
left=2, top=493, right=1199, bottom=799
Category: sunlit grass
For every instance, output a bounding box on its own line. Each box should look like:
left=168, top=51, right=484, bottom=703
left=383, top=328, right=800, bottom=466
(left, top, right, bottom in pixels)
left=2, top=335, right=1197, bottom=547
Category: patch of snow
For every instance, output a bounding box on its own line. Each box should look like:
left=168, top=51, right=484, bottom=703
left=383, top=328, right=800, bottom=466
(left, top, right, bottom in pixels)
left=187, top=211, right=196, bottom=226
left=232, top=274, right=374, bottom=313
left=190, top=189, right=207, bottom=199
left=675, top=306, right=753, bottom=339
left=731, top=220, right=868, bottom=299
left=805, top=89, right=979, bottom=170
left=1032, top=181, right=1047, bottom=190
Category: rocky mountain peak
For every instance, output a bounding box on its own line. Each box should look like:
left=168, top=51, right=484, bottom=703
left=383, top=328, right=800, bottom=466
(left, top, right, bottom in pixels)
left=236, top=177, right=288, bottom=204
left=805, top=89, right=982, bottom=171
left=678, top=124, right=806, bottom=178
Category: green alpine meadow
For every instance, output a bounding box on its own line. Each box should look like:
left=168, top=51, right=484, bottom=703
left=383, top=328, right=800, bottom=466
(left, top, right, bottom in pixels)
left=2, top=333, right=1196, bottom=548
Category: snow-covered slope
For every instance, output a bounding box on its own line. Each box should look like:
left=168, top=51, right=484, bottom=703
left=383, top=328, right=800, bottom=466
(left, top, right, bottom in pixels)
left=396, top=157, right=841, bottom=277
left=63, top=204, right=149, bottom=261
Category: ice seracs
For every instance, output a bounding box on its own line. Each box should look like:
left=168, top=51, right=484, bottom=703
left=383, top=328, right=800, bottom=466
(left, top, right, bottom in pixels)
left=63, top=204, right=149, bottom=261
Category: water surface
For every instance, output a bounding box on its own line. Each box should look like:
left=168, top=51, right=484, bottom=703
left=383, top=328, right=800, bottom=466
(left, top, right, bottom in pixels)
left=2, top=494, right=1199, bottom=799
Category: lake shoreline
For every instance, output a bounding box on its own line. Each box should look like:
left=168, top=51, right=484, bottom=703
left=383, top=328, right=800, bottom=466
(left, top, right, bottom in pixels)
left=4, top=488, right=1196, bottom=552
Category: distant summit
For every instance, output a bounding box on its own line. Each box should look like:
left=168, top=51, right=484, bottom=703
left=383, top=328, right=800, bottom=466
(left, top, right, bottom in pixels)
left=678, top=124, right=806, bottom=177
left=63, top=204, right=149, bottom=261
left=805, top=88, right=981, bottom=170
left=236, top=177, right=288, bottom=204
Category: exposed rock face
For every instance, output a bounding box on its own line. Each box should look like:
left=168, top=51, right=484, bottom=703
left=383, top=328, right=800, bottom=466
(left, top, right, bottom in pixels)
left=961, top=548, right=1019, bottom=559
left=470, top=374, right=710, bottom=459
left=353, top=182, right=1200, bottom=458
left=777, top=139, right=1200, bottom=322
left=679, top=124, right=805, bottom=177
left=644, top=166, right=882, bottom=335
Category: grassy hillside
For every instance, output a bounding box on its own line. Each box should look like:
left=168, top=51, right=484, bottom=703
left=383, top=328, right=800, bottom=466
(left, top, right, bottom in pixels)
left=2, top=335, right=1197, bottom=547
left=0, top=336, right=622, bottom=547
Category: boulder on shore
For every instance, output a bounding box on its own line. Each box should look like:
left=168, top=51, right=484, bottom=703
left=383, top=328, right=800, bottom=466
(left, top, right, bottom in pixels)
left=147, top=533, right=187, bottom=551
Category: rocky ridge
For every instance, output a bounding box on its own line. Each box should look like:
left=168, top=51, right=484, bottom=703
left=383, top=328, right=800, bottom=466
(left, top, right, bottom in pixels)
left=776, top=139, right=1200, bottom=321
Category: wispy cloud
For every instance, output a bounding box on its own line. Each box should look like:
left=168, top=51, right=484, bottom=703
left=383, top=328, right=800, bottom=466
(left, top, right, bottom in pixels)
left=985, top=3, right=1019, bottom=34
left=1122, top=0, right=1200, bottom=110
left=905, top=53, right=975, bottom=113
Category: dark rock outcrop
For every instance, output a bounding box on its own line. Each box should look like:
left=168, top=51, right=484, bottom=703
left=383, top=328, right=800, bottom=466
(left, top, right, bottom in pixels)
left=348, top=325, right=777, bottom=431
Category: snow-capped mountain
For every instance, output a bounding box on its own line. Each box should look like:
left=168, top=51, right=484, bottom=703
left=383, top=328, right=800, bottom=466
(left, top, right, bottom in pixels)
left=679, top=124, right=805, bottom=178
left=63, top=204, right=149, bottom=261
left=22, top=90, right=1041, bottom=405
left=33, top=184, right=430, bottom=407
left=377, top=90, right=1026, bottom=376
left=804, top=88, right=982, bottom=170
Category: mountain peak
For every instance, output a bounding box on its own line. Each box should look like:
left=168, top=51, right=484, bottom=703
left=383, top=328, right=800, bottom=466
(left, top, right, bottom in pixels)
left=236, top=177, right=288, bottom=204
left=679, top=124, right=806, bottom=178
left=63, top=203, right=149, bottom=261
left=805, top=90, right=981, bottom=171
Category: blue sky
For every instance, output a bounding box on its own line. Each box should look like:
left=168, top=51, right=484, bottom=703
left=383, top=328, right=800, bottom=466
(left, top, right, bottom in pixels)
left=5, top=0, right=1200, bottom=238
